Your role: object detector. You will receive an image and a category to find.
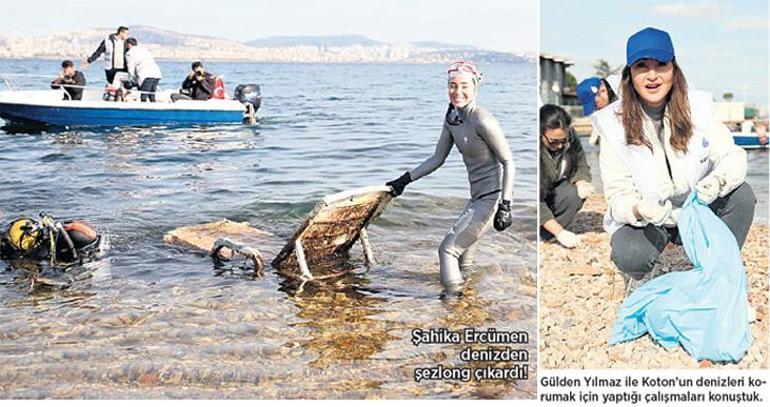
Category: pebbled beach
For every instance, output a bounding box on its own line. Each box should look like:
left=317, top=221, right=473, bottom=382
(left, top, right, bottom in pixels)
left=539, top=194, right=768, bottom=369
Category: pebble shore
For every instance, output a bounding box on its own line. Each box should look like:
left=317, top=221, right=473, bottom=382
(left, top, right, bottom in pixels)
left=539, top=194, right=768, bottom=369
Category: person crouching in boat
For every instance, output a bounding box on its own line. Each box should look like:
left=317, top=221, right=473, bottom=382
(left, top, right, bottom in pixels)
left=0, top=215, right=104, bottom=265
left=539, top=104, right=593, bottom=248
left=50, top=60, right=86, bottom=101
left=125, top=38, right=163, bottom=103
left=385, top=60, right=515, bottom=297
left=595, top=27, right=754, bottom=293
left=171, top=61, right=218, bottom=102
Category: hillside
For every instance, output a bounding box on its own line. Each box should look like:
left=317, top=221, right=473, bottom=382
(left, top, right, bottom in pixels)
left=0, top=26, right=533, bottom=64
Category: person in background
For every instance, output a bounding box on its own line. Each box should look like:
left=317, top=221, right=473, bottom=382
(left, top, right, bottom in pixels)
left=578, top=76, right=619, bottom=145
left=51, top=60, right=86, bottom=101
left=539, top=104, right=593, bottom=248
left=595, top=27, right=754, bottom=293
left=83, top=26, right=129, bottom=84
left=171, top=61, right=216, bottom=102
left=754, top=122, right=768, bottom=145
left=124, top=38, right=162, bottom=102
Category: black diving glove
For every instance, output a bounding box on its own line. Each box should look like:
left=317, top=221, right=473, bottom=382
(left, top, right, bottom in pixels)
left=493, top=199, right=513, bottom=231
left=386, top=172, right=411, bottom=197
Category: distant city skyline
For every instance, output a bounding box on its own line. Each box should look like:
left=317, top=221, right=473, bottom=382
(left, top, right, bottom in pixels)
left=0, top=0, right=537, bottom=54
left=541, top=0, right=769, bottom=107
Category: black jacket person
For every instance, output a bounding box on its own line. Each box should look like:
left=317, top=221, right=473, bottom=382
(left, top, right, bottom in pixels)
left=84, top=26, right=129, bottom=84
left=181, top=72, right=216, bottom=100
left=539, top=104, right=592, bottom=247
left=51, top=60, right=86, bottom=101
left=172, top=62, right=217, bottom=101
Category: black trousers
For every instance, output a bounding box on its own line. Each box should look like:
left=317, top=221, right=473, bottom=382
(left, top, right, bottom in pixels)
left=610, top=182, right=756, bottom=280
left=105, top=68, right=127, bottom=84
left=139, top=78, right=160, bottom=102
left=540, top=180, right=584, bottom=240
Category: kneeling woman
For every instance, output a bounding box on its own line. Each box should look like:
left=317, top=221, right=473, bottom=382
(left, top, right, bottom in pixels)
left=386, top=61, right=514, bottom=296
left=595, top=27, right=754, bottom=289
left=539, top=104, right=593, bottom=248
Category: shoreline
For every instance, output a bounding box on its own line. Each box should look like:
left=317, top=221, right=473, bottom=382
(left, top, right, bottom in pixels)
left=539, top=194, right=768, bottom=369
left=0, top=57, right=533, bottom=65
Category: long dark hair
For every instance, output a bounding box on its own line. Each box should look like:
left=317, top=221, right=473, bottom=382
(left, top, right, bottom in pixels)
left=601, top=78, right=618, bottom=104
left=540, top=104, right=571, bottom=137
left=619, top=59, right=693, bottom=153
left=540, top=104, right=578, bottom=182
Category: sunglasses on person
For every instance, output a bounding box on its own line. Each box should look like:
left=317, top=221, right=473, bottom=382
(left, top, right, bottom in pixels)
left=542, top=129, right=571, bottom=148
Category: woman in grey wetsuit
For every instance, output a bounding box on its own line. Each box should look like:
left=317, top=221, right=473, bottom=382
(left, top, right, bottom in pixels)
left=386, top=61, right=515, bottom=296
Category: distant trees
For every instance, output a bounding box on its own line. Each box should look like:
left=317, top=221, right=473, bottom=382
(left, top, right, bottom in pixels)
left=565, top=71, right=577, bottom=90
left=723, top=92, right=734, bottom=101
left=593, top=59, right=623, bottom=78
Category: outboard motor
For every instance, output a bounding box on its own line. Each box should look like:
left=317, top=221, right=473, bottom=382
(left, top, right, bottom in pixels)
left=234, top=84, right=261, bottom=124
left=234, top=84, right=261, bottom=112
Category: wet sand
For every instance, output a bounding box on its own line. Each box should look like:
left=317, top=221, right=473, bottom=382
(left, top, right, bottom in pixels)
left=539, top=194, right=768, bottom=369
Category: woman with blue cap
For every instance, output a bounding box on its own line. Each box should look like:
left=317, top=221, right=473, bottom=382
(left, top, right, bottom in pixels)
left=385, top=61, right=515, bottom=297
left=593, top=27, right=755, bottom=292
left=577, top=77, right=617, bottom=117
left=578, top=76, right=618, bottom=145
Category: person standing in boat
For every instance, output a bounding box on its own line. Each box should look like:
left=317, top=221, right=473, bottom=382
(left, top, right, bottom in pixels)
left=51, top=60, right=86, bottom=101
left=124, top=38, right=163, bottom=103
left=386, top=60, right=514, bottom=297
left=83, top=26, right=129, bottom=85
left=595, top=27, right=754, bottom=292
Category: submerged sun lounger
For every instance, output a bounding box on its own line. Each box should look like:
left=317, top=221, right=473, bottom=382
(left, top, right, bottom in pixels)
left=163, top=186, right=392, bottom=280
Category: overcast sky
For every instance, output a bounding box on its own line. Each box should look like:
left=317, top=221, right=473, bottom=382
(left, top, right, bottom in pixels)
left=541, top=0, right=768, bottom=106
left=0, top=0, right=537, bottom=53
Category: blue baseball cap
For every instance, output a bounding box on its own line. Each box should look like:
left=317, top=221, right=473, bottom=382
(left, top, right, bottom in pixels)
left=626, top=27, right=675, bottom=66
left=577, top=77, right=602, bottom=115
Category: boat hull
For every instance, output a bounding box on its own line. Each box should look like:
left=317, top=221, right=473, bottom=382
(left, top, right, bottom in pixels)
left=733, top=134, right=767, bottom=149
left=0, top=89, right=249, bottom=127
left=0, top=102, right=245, bottom=127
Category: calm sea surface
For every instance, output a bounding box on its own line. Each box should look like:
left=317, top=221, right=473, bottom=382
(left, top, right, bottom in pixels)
left=0, top=60, right=537, bottom=398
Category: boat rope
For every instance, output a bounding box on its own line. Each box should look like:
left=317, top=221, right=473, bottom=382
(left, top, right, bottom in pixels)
left=0, top=74, right=162, bottom=96
left=47, top=83, right=162, bottom=96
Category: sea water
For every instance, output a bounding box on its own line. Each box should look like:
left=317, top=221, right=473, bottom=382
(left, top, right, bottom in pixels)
left=0, top=60, right=537, bottom=398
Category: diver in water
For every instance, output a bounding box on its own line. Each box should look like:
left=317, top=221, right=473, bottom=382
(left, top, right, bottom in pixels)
left=0, top=214, right=103, bottom=265
left=386, top=60, right=515, bottom=297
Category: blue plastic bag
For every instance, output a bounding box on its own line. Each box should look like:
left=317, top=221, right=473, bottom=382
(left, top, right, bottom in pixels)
left=609, top=192, right=752, bottom=362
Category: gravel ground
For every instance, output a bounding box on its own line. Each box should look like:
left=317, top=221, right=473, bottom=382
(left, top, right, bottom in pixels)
left=539, top=194, right=768, bottom=369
